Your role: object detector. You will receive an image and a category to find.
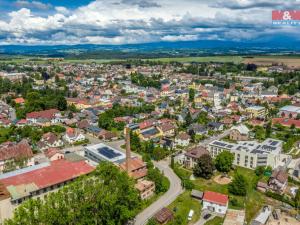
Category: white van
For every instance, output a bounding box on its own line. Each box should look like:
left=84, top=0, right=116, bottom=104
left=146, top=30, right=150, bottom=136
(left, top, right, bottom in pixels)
left=188, top=210, right=194, bottom=221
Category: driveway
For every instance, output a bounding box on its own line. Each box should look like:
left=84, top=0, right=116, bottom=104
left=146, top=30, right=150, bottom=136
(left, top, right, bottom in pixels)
left=134, top=159, right=183, bottom=225
left=193, top=210, right=217, bottom=225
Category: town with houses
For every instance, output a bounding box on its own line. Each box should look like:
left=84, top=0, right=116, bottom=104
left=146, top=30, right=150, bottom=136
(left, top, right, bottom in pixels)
left=0, top=59, right=299, bottom=225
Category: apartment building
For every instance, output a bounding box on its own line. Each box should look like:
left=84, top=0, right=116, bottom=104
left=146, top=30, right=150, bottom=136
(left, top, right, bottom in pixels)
left=207, top=138, right=291, bottom=169
left=246, top=106, right=266, bottom=119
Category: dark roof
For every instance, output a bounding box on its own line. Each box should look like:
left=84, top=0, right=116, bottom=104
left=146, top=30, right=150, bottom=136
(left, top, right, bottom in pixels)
left=154, top=207, right=173, bottom=224
left=185, top=146, right=209, bottom=159
left=191, top=189, right=203, bottom=199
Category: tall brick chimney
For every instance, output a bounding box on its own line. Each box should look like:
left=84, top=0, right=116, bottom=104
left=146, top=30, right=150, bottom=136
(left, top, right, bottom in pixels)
left=125, top=127, right=131, bottom=173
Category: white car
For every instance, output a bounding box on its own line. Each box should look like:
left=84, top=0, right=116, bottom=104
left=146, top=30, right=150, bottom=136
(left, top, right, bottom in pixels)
left=188, top=210, right=194, bottom=221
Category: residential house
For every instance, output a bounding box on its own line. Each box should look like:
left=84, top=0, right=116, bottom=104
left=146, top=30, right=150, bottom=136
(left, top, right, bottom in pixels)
left=229, top=124, right=250, bottom=141
left=45, top=148, right=64, bottom=161
left=175, top=133, right=191, bottom=147
left=0, top=140, right=33, bottom=171
left=26, top=109, right=61, bottom=125
left=207, top=122, right=224, bottom=131
left=279, top=105, right=300, bottom=119
left=63, top=128, right=85, bottom=144
left=184, top=146, right=209, bottom=169
left=202, top=191, right=229, bottom=215
left=246, top=106, right=266, bottom=119
left=99, top=130, right=118, bottom=141
left=37, top=132, right=64, bottom=151
left=268, top=169, right=288, bottom=193
left=158, top=123, right=176, bottom=137
left=188, top=123, right=208, bottom=135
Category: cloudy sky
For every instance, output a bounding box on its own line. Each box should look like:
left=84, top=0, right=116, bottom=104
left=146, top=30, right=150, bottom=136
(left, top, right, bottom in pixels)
left=0, top=0, right=299, bottom=45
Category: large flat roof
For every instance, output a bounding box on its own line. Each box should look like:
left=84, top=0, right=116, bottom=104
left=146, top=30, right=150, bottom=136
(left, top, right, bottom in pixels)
left=85, top=143, right=126, bottom=163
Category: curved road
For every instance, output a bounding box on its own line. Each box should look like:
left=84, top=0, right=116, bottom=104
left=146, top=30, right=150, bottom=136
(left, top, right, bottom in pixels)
left=134, top=160, right=183, bottom=225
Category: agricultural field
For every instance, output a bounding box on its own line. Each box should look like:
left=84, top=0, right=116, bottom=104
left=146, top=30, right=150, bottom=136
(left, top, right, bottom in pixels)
left=146, top=56, right=243, bottom=64
left=243, top=55, right=300, bottom=68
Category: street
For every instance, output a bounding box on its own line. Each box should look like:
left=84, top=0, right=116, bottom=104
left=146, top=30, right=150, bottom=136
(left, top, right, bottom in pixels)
left=198, top=129, right=231, bottom=147
left=134, top=159, right=183, bottom=225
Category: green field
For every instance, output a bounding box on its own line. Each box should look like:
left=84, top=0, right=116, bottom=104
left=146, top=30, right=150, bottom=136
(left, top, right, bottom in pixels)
left=0, top=56, right=243, bottom=64
left=146, top=56, right=243, bottom=64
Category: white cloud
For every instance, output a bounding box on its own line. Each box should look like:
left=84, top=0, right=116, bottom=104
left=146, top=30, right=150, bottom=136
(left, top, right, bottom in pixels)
left=15, top=0, right=52, bottom=10
left=0, top=0, right=299, bottom=45
left=55, top=6, right=70, bottom=15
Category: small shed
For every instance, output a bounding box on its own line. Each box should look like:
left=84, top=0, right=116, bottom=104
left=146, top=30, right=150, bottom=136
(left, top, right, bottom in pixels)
left=154, top=207, right=174, bottom=224
left=191, top=189, right=204, bottom=200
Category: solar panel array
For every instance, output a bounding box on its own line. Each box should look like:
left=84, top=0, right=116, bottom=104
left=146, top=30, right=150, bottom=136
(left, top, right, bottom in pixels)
left=98, top=147, right=121, bottom=159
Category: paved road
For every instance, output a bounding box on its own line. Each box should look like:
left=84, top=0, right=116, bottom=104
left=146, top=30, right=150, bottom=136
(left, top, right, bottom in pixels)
left=61, top=137, right=183, bottom=225
left=134, top=159, right=183, bottom=225
left=198, top=129, right=231, bottom=147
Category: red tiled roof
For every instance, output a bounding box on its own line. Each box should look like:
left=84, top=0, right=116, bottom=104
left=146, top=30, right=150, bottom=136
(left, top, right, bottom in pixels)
left=0, top=159, right=94, bottom=189
left=45, top=148, right=62, bottom=158
left=0, top=140, right=33, bottom=161
left=14, top=97, right=25, bottom=104
left=139, top=119, right=155, bottom=130
left=26, top=109, right=59, bottom=119
left=272, top=118, right=300, bottom=128
left=203, top=191, right=228, bottom=206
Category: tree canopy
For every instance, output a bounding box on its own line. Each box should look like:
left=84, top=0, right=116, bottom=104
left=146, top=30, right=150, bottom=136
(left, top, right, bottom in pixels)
left=193, top=154, right=214, bottom=179
left=5, top=162, right=140, bottom=225
left=215, top=151, right=234, bottom=173
left=228, top=173, right=248, bottom=196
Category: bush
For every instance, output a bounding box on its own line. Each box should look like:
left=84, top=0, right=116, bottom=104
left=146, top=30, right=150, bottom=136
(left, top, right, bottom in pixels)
left=228, top=173, right=248, bottom=196
left=265, top=191, right=295, bottom=207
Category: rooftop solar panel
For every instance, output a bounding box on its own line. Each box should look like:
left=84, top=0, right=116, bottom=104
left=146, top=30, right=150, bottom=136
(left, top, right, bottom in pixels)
left=98, top=147, right=121, bottom=159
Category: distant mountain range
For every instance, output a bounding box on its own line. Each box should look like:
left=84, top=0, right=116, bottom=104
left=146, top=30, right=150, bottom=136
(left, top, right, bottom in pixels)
left=0, top=39, right=300, bottom=59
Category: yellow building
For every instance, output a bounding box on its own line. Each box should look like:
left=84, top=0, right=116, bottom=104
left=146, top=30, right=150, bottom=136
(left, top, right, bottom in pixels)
left=246, top=106, right=266, bottom=118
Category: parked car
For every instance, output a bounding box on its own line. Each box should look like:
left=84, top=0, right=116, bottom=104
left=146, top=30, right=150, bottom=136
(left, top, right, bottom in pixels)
left=203, top=214, right=211, bottom=220
left=188, top=210, right=194, bottom=221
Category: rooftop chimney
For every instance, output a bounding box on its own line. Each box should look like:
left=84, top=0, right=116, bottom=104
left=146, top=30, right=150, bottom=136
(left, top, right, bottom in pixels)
left=125, top=127, right=131, bottom=173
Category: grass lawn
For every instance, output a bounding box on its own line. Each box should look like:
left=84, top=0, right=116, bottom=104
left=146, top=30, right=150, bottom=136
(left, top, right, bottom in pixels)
left=175, top=166, right=266, bottom=224
left=204, top=216, right=223, bottom=225
left=167, top=191, right=201, bottom=224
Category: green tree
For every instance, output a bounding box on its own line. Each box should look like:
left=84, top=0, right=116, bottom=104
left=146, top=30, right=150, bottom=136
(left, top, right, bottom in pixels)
left=189, top=88, right=195, bottom=102
left=5, top=162, right=140, bottom=225
left=215, top=151, right=234, bottom=173
left=265, top=121, right=272, bottom=138
left=193, top=154, right=214, bottom=179
left=57, top=96, right=67, bottom=111
left=185, top=111, right=193, bottom=127
left=147, top=167, right=169, bottom=193
left=295, top=188, right=300, bottom=208
left=228, top=173, right=248, bottom=196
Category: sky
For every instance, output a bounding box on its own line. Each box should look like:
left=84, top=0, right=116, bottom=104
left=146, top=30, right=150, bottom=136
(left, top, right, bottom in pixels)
left=0, top=0, right=299, bottom=45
